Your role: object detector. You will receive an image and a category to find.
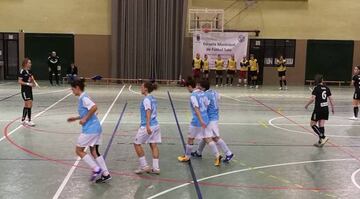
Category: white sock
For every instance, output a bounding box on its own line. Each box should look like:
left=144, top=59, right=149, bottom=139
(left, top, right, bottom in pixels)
left=83, top=154, right=100, bottom=171
left=139, top=156, right=148, bottom=168
left=208, top=141, right=220, bottom=157
left=95, top=156, right=110, bottom=176
left=185, top=144, right=193, bottom=158
left=153, top=159, right=159, bottom=170
left=217, top=139, right=232, bottom=156
left=197, top=140, right=206, bottom=154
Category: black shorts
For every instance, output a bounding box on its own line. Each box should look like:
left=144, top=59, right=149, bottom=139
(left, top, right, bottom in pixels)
left=227, top=70, right=235, bottom=75
left=203, top=70, right=209, bottom=74
left=311, top=109, right=329, bottom=121
left=354, top=91, right=360, bottom=100
left=249, top=71, right=257, bottom=77
left=215, top=70, right=223, bottom=76
left=21, top=88, right=33, bottom=101
left=278, top=71, right=286, bottom=77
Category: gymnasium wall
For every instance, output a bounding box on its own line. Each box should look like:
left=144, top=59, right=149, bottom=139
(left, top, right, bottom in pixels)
left=189, top=0, right=360, bottom=40
left=0, top=0, right=111, bottom=79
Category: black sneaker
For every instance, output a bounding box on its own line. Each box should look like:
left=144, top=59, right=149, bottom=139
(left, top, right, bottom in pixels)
left=191, top=151, right=202, bottom=158
left=223, top=154, right=234, bottom=163
left=95, top=174, right=112, bottom=183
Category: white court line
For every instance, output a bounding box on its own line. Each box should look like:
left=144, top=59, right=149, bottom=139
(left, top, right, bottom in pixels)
left=0, top=92, right=72, bottom=143
left=269, top=115, right=360, bottom=138
left=129, top=85, right=263, bottom=106
left=147, top=158, right=355, bottom=199
left=52, top=85, right=126, bottom=199
left=0, top=82, right=14, bottom=86
left=34, top=88, right=70, bottom=95
left=103, top=120, right=360, bottom=127
left=351, top=168, right=360, bottom=190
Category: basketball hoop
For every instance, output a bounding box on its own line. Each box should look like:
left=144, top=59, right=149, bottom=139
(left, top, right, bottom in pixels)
left=203, top=28, right=210, bottom=33
left=201, top=23, right=212, bottom=33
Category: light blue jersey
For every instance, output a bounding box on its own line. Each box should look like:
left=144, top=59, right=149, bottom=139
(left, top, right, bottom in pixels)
left=205, top=89, right=220, bottom=121
left=140, top=95, right=158, bottom=127
left=190, top=89, right=209, bottom=127
left=78, top=93, right=102, bottom=134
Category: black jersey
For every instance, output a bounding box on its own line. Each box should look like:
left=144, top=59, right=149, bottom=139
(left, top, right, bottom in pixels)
left=312, top=84, right=332, bottom=111
left=353, top=75, right=360, bottom=91
left=48, top=56, right=60, bottom=69
left=18, top=69, right=33, bottom=91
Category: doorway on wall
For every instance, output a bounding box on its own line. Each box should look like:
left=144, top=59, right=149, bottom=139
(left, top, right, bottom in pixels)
left=0, top=33, right=19, bottom=80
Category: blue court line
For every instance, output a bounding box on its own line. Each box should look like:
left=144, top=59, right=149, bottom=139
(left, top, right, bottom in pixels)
left=0, top=92, right=20, bottom=102
left=103, top=102, right=128, bottom=159
left=167, top=91, right=203, bottom=199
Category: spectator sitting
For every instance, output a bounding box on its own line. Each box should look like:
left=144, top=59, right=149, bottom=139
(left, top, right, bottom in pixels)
left=66, top=63, right=78, bottom=83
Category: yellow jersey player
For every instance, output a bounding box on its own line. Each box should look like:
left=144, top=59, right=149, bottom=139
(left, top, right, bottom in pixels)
left=276, top=55, right=287, bottom=90
left=226, top=54, right=237, bottom=86
left=249, top=54, right=259, bottom=89
left=202, top=54, right=210, bottom=80
left=192, top=53, right=203, bottom=80
left=215, top=54, right=224, bottom=87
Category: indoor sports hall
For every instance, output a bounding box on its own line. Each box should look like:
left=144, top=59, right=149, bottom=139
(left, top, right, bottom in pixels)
left=1, top=0, right=360, bottom=199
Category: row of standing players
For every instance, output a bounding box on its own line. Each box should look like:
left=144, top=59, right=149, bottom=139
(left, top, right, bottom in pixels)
left=192, top=54, right=288, bottom=90
left=17, top=57, right=360, bottom=183
left=17, top=57, right=234, bottom=183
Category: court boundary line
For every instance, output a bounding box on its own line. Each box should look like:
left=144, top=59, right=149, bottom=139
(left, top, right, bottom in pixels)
left=147, top=158, right=354, bottom=198
left=247, top=95, right=360, bottom=163
left=168, top=91, right=203, bottom=199
left=351, top=168, right=360, bottom=190
left=0, top=91, right=72, bottom=143
left=52, top=85, right=126, bottom=199
left=103, top=102, right=128, bottom=158
left=269, top=115, right=360, bottom=138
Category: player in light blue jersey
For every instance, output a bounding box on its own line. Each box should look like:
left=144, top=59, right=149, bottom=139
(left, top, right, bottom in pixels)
left=178, top=78, right=223, bottom=166
left=67, top=79, right=111, bottom=183
left=192, top=80, right=234, bottom=163
left=134, top=82, right=162, bottom=175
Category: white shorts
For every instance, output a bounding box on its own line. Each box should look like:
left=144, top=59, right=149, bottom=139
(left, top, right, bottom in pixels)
left=134, top=125, right=161, bottom=144
left=208, top=121, right=220, bottom=137
left=188, top=125, right=214, bottom=140
left=77, top=133, right=102, bottom=147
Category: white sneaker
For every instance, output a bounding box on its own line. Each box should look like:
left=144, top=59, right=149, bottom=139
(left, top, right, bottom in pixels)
left=150, top=168, right=160, bottom=175
left=216, top=84, right=219, bottom=87
left=319, top=137, right=329, bottom=147
left=244, top=84, right=247, bottom=87
left=279, top=87, right=283, bottom=90
left=21, top=120, right=26, bottom=125
left=349, top=116, right=358, bottom=120
left=255, top=85, right=259, bottom=89
left=134, top=166, right=151, bottom=174
left=284, top=86, right=288, bottom=90
left=26, top=121, right=36, bottom=127
left=249, top=86, right=253, bottom=88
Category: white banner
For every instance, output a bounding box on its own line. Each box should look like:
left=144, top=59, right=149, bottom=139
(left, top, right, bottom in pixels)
left=193, top=32, right=248, bottom=69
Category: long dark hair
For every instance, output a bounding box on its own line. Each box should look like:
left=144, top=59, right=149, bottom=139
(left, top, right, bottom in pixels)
left=71, top=78, right=86, bottom=91
left=314, top=74, right=323, bottom=85
left=143, top=81, right=158, bottom=93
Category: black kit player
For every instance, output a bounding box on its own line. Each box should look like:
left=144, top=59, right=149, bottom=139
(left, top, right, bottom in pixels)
left=305, top=74, right=335, bottom=147
left=18, top=58, right=36, bottom=127
left=350, top=66, right=360, bottom=120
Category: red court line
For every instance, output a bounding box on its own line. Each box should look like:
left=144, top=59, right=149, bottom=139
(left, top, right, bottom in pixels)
left=248, top=96, right=360, bottom=163
left=2, top=116, right=339, bottom=192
